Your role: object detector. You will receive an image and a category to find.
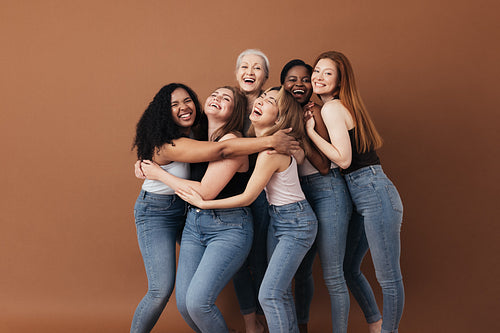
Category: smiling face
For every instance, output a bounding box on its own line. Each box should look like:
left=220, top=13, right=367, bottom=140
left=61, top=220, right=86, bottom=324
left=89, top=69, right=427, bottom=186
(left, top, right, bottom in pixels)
left=203, top=88, right=235, bottom=123
left=236, top=54, right=268, bottom=95
left=283, top=65, right=313, bottom=105
left=170, top=87, right=196, bottom=129
left=249, top=89, right=279, bottom=131
left=312, top=58, right=340, bottom=100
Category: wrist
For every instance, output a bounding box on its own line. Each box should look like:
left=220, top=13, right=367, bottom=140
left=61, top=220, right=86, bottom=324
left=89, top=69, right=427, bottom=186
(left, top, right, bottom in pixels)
left=266, top=136, right=275, bottom=149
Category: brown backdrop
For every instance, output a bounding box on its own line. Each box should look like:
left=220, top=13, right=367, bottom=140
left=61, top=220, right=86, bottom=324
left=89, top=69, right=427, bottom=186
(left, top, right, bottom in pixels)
left=1, top=0, right=499, bottom=332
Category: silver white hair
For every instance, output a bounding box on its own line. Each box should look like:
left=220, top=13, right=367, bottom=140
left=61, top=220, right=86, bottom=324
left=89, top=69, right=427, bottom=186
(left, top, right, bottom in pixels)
left=235, top=49, right=270, bottom=78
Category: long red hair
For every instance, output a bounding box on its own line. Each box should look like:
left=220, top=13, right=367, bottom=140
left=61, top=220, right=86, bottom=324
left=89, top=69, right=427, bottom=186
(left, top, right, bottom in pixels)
left=314, top=51, right=383, bottom=152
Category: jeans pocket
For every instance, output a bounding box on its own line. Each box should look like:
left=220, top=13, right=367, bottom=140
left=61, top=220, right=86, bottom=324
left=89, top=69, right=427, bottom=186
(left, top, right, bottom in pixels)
left=215, top=210, right=245, bottom=227
left=385, top=184, right=403, bottom=213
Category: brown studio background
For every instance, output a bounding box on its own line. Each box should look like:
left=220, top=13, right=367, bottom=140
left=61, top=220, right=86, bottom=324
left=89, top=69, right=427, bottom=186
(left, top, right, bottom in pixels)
left=1, top=0, right=499, bottom=332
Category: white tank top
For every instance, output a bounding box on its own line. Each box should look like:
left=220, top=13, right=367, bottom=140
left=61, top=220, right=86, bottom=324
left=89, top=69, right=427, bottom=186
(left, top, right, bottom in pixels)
left=265, top=156, right=306, bottom=206
left=141, top=161, right=190, bottom=195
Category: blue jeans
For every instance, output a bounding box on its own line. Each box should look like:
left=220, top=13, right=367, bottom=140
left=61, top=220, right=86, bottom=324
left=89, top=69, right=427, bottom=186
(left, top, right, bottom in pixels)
left=131, top=190, right=186, bottom=333
left=343, top=165, right=404, bottom=333
left=293, top=240, right=317, bottom=325
left=176, top=207, right=253, bottom=333
left=300, top=169, right=352, bottom=332
left=259, top=200, right=318, bottom=333
left=233, top=191, right=270, bottom=315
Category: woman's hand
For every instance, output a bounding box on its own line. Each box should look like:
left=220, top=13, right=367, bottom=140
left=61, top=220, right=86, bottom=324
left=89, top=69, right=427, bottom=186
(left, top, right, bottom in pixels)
left=134, top=160, right=146, bottom=179
left=271, top=128, right=300, bottom=155
left=176, top=186, right=205, bottom=208
left=140, top=160, right=164, bottom=180
left=304, top=109, right=316, bottom=131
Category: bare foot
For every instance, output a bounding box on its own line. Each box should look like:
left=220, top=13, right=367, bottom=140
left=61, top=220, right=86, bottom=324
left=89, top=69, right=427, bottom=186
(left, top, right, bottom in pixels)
left=368, top=319, right=382, bottom=333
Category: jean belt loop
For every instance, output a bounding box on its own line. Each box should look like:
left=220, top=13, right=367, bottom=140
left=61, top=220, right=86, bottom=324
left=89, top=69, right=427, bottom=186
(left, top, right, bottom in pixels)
left=142, top=190, right=147, bottom=199
left=298, top=200, right=304, bottom=211
left=370, top=165, right=376, bottom=175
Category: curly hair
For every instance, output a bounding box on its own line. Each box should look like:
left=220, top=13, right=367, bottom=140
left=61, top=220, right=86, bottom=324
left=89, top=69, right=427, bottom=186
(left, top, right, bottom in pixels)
left=132, top=83, right=201, bottom=160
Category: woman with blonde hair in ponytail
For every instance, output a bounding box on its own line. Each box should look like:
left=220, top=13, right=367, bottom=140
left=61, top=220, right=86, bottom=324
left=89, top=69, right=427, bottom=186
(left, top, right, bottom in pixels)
left=306, top=51, right=404, bottom=333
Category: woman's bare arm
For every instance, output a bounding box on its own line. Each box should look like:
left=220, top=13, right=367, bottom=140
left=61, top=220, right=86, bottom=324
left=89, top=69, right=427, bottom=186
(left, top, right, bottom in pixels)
left=304, top=103, right=331, bottom=174
left=176, top=152, right=286, bottom=209
left=306, top=101, right=352, bottom=169
left=153, top=129, right=299, bottom=165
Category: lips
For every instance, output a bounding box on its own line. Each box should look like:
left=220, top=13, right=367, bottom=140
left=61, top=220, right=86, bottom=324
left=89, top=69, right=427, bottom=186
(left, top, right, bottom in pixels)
left=252, top=106, right=262, bottom=116
left=178, top=111, right=192, bottom=120
left=293, top=89, right=305, bottom=95
left=209, top=102, right=221, bottom=110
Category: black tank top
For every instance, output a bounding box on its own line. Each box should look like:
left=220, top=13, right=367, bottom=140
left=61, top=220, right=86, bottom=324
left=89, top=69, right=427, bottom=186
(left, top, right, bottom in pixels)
left=190, top=162, right=250, bottom=200
left=342, top=128, right=380, bottom=174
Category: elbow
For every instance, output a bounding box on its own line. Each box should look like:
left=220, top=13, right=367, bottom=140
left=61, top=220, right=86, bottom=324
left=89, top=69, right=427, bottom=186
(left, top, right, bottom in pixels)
left=338, top=159, right=351, bottom=170
left=219, top=145, right=233, bottom=160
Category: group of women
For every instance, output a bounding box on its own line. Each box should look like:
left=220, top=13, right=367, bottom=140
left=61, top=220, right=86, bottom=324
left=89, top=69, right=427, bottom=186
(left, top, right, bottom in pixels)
left=131, top=49, right=404, bottom=333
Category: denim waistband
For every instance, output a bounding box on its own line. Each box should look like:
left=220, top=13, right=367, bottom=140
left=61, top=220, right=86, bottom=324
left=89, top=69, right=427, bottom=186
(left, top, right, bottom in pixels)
left=187, top=205, right=251, bottom=215
left=343, top=165, right=384, bottom=181
left=270, top=199, right=309, bottom=214
left=300, top=167, right=342, bottom=184
left=138, top=189, right=176, bottom=201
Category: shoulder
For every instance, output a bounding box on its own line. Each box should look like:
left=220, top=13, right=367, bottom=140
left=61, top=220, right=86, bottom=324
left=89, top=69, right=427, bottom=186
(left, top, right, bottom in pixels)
left=219, top=132, right=241, bottom=142
left=321, top=100, right=350, bottom=122
left=257, top=151, right=290, bottom=170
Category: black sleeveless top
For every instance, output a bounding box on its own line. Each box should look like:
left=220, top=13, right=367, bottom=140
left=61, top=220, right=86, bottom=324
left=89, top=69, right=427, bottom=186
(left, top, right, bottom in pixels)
left=190, top=162, right=251, bottom=200
left=342, top=128, right=380, bottom=174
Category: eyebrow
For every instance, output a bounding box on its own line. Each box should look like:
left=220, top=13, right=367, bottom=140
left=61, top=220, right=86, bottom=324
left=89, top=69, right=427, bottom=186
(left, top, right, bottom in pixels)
left=222, top=93, right=232, bottom=99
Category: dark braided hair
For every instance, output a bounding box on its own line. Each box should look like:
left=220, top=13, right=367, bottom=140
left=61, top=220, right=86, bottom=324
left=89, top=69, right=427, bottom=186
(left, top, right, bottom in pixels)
left=132, top=83, right=201, bottom=160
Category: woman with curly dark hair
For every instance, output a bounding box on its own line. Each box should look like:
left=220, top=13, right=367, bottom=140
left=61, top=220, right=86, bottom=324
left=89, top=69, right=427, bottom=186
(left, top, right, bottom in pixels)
left=140, top=86, right=268, bottom=332
left=131, top=83, right=297, bottom=333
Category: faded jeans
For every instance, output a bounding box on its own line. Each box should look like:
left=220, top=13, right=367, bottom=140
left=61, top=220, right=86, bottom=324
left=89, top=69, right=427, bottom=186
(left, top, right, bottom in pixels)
left=343, top=165, right=404, bottom=333
left=176, top=206, right=253, bottom=333
left=259, top=200, right=318, bottom=333
left=131, top=190, right=186, bottom=333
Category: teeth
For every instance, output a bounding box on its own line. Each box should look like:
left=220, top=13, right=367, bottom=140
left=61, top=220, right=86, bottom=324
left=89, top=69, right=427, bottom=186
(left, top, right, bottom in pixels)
left=210, top=103, right=220, bottom=109
left=293, top=89, right=305, bottom=94
left=244, top=78, right=255, bottom=83
left=180, top=114, right=190, bottom=119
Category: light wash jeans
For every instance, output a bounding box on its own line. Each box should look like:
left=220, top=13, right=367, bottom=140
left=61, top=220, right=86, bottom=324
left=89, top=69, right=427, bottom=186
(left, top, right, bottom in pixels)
left=300, top=168, right=352, bottom=332
left=233, top=191, right=270, bottom=315
left=176, top=206, right=253, bottom=333
left=343, top=165, right=404, bottom=333
left=293, top=240, right=317, bottom=325
left=259, top=200, right=318, bottom=333
left=131, top=190, right=186, bottom=333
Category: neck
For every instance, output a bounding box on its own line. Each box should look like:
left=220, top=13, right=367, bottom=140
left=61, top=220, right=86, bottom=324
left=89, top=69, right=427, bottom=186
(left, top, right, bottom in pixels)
left=245, top=92, right=260, bottom=113
left=180, top=127, right=191, bottom=136
left=207, top=119, right=225, bottom=141
left=319, top=94, right=337, bottom=103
